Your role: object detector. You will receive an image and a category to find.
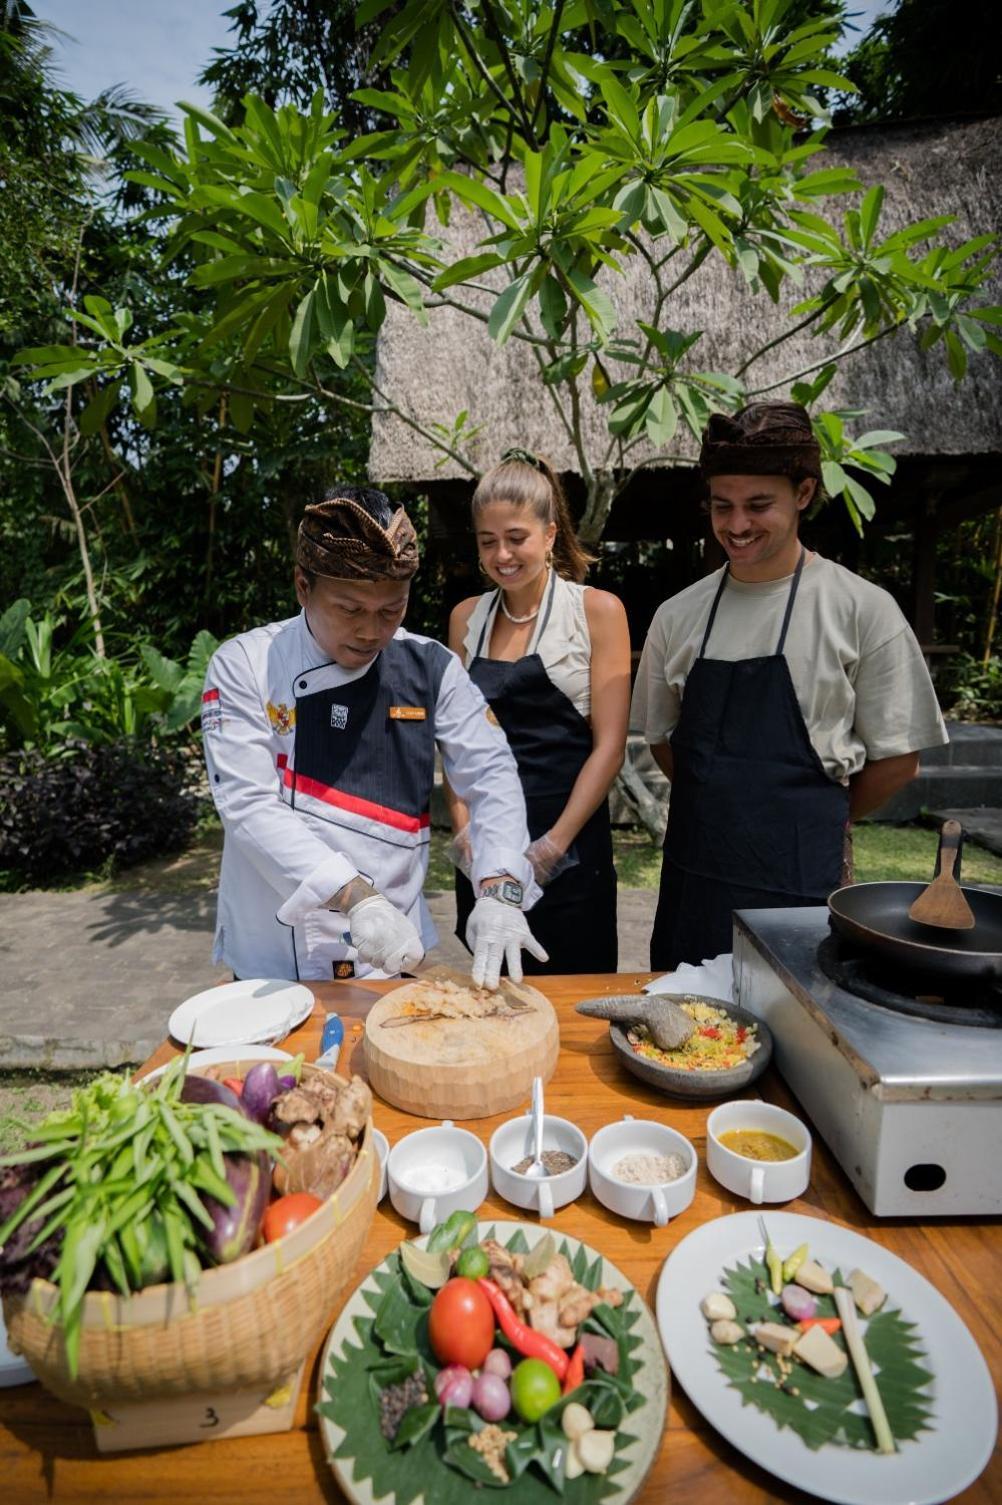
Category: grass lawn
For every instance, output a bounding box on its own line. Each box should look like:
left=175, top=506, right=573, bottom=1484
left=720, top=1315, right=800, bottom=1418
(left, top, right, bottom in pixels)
left=426, top=822, right=1002, bottom=891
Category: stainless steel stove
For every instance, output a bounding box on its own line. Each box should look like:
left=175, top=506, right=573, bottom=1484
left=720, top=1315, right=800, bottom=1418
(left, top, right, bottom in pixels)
left=732, top=906, right=1002, bottom=1217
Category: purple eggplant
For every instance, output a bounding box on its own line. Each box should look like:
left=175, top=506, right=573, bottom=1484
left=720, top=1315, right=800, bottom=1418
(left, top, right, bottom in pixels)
left=200, top=1152, right=271, bottom=1264
left=277, top=1073, right=297, bottom=1093
left=180, top=1074, right=246, bottom=1116
left=240, top=1062, right=281, bottom=1124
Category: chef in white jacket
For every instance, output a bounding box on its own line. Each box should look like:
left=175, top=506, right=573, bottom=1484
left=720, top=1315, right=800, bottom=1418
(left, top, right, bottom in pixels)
left=203, top=484, right=546, bottom=989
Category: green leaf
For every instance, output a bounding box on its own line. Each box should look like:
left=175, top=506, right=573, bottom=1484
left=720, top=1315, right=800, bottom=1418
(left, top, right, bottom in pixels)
left=0, top=599, right=30, bottom=661
left=438, top=172, right=522, bottom=232
left=645, top=386, right=678, bottom=447
left=288, top=287, right=317, bottom=377
left=390, top=1402, right=440, bottom=1451
left=487, top=274, right=533, bottom=346
left=564, top=268, right=617, bottom=344
left=77, top=382, right=120, bottom=436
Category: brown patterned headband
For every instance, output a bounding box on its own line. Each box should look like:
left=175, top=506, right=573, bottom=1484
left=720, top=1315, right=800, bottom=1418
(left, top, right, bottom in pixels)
left=296, top=497, right=419, bottom=582
left=700, top=401, right=821, bottom=480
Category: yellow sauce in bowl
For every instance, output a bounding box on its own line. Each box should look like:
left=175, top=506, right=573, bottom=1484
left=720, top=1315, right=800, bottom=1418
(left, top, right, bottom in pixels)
left=717, top=1129, right=799, bottom=1162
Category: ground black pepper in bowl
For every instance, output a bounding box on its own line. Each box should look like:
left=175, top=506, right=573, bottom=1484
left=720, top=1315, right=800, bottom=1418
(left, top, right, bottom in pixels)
left=378, top=1372, right=428, bottom=1440
left=510, top=1149, right=579, bottom=1177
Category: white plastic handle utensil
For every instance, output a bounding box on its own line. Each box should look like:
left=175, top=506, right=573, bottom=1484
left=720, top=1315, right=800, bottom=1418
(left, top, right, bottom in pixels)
left=749, top=1167, right=765, bottom=1205
left=536, top=1179, right=554, bottom=1220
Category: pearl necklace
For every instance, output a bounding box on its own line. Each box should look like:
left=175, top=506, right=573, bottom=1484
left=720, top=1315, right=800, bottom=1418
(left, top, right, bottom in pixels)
left=500, top=571, right=549, bottom=625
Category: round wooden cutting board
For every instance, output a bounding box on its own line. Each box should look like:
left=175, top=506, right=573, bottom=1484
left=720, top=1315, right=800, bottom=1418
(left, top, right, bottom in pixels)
left=363, top=976, right=559, bottom=1119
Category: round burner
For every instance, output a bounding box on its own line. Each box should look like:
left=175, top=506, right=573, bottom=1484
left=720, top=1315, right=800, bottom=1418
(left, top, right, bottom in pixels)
left=817, top=934, right=1002, bottom=1027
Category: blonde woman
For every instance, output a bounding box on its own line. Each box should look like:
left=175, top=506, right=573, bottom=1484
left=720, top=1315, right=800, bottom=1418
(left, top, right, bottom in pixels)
left=446, top=450, right=631, bottom=973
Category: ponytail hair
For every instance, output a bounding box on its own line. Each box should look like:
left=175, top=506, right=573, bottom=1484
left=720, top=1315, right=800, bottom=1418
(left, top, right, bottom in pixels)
left=471, top=450, right=596, bottom=583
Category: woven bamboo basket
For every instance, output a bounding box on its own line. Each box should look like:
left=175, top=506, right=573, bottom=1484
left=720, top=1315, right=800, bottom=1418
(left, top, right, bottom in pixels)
left=2, top=1063, right=379, bottom=1412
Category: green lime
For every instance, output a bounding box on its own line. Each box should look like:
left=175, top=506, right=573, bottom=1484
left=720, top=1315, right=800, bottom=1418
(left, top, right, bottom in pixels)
left=510, top=1357, right=561, bottom=1422
left=456, top=1246, right=490, bottom=1280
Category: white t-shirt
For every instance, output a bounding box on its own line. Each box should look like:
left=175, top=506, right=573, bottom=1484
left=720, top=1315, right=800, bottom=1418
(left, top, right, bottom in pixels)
left=631, top=553, right=948, bottom=782
left=463, top=573, right=592, bottom=719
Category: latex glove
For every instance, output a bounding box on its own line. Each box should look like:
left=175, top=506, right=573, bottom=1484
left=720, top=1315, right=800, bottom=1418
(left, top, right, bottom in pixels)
left=526, top=831, right=577, bottom=886
left=466, top=898, right=548, bottom=991
left=448, top=824, right=473, bottom=880
left=347, top=894, right=425, bottom=975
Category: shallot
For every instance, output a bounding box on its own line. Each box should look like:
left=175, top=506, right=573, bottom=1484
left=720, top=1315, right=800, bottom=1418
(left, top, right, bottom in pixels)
left=472, top=1371, right=511, bottom=1421
left=434, top=1365, right=473, bottom=1408
left=780, top=1283, right=817, bottom=1322
left=483, top=1347, right=512, bottom=1379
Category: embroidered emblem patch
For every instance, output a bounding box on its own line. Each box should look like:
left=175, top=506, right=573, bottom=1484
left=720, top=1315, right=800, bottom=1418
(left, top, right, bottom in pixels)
left=388, top=706, right=427, bottom=721
left=485, top=707, right=500, bottom=727
left=330, top=703, right=349, bottom=730
left=266, top=701, right=296, bottom=735
left=201, top=687, right=222, bottom=734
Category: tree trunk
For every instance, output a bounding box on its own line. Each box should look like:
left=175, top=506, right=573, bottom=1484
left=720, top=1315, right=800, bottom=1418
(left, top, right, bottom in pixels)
left=615, top=762, right=666, bottom=844
left=983, top=506, right=1002, bottom=664
left=577, top=469, right=617, bottom=545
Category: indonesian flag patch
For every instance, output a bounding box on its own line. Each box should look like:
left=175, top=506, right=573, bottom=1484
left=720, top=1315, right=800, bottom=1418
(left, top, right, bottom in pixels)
left=201, top=687, right=223, bottom=733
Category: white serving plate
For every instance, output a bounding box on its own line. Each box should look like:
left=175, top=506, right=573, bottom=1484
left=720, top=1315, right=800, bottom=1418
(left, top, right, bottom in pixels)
left=168, top=979, right=313, bottom=1049
left=656, top=1210, right=997, bottom=1505
left=138, top=1043, right=293, bottom=1083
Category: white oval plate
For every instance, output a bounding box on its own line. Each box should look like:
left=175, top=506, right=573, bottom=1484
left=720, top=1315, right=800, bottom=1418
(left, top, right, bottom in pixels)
left=319, top=1219, right=669, bottom=1504
left=138, top=1043, right=294, bottom=1083
left=168, top=979, right=314, bottom=1049
left=656, top=1210, right=997, bottom=1505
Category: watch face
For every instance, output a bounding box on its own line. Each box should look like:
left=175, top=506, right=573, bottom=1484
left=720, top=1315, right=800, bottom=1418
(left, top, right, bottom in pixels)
left=500, top=879, right=524, bottom=905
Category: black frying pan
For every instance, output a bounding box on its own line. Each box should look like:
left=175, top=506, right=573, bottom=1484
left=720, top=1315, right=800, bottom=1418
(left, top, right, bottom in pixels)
left=828, top=881, right=1002, bottom=985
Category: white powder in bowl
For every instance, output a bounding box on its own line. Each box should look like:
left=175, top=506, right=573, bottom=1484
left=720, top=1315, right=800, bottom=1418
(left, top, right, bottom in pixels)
left=612, top=1151, right=686, bottom=1185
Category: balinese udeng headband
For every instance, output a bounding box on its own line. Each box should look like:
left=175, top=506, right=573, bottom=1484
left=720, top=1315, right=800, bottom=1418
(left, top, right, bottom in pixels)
left=296, top=496, right=419, bottom=582
left=699, top=400, right=821, bottom=481
left=499, top=446, right=543, bottom=471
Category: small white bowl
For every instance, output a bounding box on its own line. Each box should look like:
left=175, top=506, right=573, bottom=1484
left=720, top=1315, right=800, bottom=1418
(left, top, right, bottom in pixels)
left=372, top=1129, right=390, bottom=1203
left=706, top=1101, right=811, bottom=1205
left=387, top=1121, right=488, bottom=1233
left=489, top=1113, right=588, bottom=1219
left=589, top=1116, right=696, bottom=1226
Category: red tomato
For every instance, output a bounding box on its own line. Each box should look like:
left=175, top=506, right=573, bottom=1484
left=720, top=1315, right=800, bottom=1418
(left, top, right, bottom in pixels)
left=428, top=1278, right=495, bottom=1370
left=262, top=1193, right=323, bottom=1243
left=222, top=1077, right=244, bottom=1096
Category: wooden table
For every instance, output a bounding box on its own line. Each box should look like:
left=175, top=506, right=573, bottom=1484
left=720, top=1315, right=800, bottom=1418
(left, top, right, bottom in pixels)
left=2, top=974, right=999, bottom=1503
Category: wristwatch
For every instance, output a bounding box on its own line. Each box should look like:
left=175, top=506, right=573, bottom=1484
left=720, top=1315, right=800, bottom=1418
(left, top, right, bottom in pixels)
left=478, top=877, right=524, bottom=907
left=328, top=875, right=376, bottom=913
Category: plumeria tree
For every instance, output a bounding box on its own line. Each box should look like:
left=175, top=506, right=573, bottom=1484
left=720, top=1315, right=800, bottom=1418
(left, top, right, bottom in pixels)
left=15, top=0, right=1002, bottom=548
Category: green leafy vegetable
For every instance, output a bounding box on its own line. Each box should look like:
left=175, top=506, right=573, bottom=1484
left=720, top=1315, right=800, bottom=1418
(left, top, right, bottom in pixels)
left=320, top=1226, right=647, bottom=1499
left=712, top=1254, right=935, bottom=1452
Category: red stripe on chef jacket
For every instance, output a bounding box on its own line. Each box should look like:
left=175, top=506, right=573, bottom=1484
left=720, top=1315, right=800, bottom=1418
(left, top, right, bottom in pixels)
left=202, top=688, right=220, bottom=702
left=283, top=766, right=430, bottom=833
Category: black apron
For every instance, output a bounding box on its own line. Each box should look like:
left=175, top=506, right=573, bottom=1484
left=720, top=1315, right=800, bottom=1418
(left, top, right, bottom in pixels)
left=651, top=550, right=849, bottom=969
left=455, top=574, right=617, bottom=973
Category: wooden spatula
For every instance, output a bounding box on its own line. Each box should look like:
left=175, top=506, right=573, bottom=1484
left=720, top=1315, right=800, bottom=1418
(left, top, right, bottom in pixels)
left=908, top=820, right=976, bottom=930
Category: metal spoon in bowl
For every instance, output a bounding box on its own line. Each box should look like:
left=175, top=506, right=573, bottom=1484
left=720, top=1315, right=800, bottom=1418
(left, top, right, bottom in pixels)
left=523, top=1076, right=547, bottom=1179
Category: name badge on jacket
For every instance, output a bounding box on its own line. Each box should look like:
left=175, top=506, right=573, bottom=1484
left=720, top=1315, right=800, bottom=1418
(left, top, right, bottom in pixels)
left=388, top=706, right=426, bottom=721
left=330, top=704, right=349, bottom=730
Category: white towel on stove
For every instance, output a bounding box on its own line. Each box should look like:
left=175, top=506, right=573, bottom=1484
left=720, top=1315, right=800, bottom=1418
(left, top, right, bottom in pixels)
left=643, top=953, right=734, bottom=1004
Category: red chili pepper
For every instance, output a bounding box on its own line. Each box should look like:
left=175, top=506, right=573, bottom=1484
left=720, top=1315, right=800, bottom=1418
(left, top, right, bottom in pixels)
left=477, top=1278, right=569, bottom=1381
left=222, top=1077, right=244, bottom=1095
left=736, top=1026, right=747, bottom=1043
left=699, top=1026, right=721, bottom=1040
left=562, top=1343, right=585, bottom=1396
left=797, top=1316, right=842, bottom=1334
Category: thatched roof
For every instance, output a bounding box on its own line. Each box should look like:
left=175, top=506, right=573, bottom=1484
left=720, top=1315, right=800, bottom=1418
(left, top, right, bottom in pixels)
left=369, top=118, right=1002, bottom=483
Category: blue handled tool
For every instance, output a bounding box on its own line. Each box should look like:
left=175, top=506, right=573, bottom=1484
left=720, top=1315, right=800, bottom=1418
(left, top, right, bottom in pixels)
left=316, top=1011, right=344, bottom=1071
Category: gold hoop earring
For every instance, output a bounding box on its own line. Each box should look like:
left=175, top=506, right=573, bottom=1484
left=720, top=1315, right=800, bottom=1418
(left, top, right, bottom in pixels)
left=478, top=559, right=490, bottom=577
left=545, top=549, right=554, bottom=568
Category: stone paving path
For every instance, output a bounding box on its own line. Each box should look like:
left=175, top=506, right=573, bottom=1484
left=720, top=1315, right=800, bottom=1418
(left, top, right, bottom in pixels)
left=0, top=886, right=657, bottom=1070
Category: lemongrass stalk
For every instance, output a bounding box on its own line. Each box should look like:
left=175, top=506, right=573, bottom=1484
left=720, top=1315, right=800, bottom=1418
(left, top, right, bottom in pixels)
left=833, top=1286, right=895, bottom=1454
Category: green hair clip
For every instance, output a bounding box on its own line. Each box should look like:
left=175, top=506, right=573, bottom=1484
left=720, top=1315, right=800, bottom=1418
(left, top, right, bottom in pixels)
left=499, top=446, right=542, bottom=470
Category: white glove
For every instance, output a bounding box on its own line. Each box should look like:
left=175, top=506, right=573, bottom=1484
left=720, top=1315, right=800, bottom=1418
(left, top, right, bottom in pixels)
left=466, top=897, right=548, bottom=991
left=448, top=825, right=473, bottom=880
left=347, top=894, right=425, bottom=975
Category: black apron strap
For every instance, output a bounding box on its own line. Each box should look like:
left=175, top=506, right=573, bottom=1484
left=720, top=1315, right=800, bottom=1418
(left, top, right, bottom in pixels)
left=775, top=548, right=807, bottom=655
left=698, top=568, right=731, bottom=658
left=472, top=591, right=501, bottom=661
left=526, top=569, right=558, bottom=655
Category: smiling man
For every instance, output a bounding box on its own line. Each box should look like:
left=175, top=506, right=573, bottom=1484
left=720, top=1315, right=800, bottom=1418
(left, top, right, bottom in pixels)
left=203, top=485, right=544, bottom=987
left=632, top=400, right=948, bottom=969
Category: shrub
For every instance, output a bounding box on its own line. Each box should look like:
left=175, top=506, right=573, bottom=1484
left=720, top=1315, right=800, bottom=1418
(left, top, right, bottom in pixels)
left=0, top=739, right=198, bottom=885
left=937, top=654, right=1002, bottom=724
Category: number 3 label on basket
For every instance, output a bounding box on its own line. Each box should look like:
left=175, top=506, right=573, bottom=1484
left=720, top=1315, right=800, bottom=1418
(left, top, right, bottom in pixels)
left=90, top=1363, right=306, bottom=1453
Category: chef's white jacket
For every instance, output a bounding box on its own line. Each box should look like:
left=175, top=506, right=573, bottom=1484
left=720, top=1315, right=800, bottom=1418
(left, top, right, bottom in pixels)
left=203, top=612, right=539, bottom=980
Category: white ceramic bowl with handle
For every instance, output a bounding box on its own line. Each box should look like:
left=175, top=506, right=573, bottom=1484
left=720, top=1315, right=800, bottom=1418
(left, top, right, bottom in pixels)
left=706, top=1101, right=811, bottom=1205
left=489, top=1112, right=588, bottom=1219
left=589, top=1116, right=696, bottom=1226
left=387, top=1121, right=488, bottom=1233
